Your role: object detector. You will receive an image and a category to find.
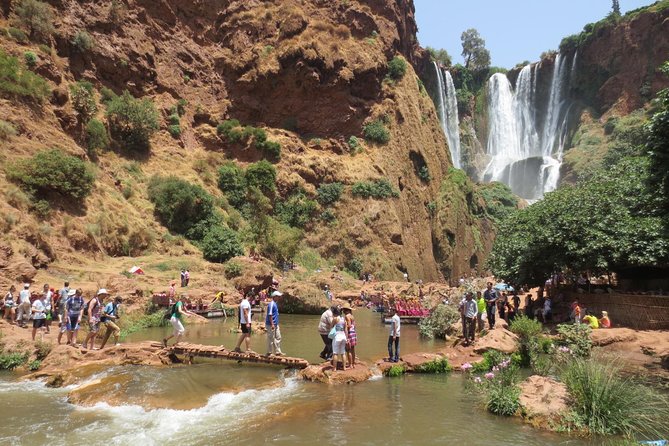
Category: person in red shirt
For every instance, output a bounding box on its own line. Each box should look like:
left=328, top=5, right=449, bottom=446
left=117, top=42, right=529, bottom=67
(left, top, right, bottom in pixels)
left=599, top=311, right=611, bottom=328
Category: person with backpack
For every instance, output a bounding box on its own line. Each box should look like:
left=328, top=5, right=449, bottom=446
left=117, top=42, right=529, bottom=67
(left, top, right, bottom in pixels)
left=163, top=294, right=194, bottom=347
left=66, top=288, right=85, bottom=346
left=83, top=289, right=107, bottom=350
left=99, top=296, right=123, bottom=348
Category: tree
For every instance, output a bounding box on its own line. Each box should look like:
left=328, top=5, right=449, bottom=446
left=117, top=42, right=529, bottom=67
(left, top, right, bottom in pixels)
left=611, top=0, right=621, bottom=16
left=15, top=0, right=54, bottom=40
left=646, top=61, right=669, bottom=216
left=200, top=225, right=244, bottom=263
left=70, top=81, right=97, bottom=124
left=106, top=90, right=159, bottom=152
left=147, top=176, right=214, bottom=235
left=217, top=162, right=246, bottom=208
left=245, top=160, right=276, bottom=195
left=460, top=28, right=491, bottom=71
left=426, top=47, right=452, bottom=67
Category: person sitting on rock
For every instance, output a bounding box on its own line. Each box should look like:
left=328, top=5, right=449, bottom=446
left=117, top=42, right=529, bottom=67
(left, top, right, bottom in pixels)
left=599, top=311, right=611, bottom=328
left=582, top=312, right=599, bottom=329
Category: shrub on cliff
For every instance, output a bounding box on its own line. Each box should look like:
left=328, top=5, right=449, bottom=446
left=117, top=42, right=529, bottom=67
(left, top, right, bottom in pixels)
left=106, top=90, right=159, bottom=152
left=275, top=191, right=318, bottom=228
left=85, top=119, right=110, bottom=155
left=387, top=56, right=407, bottom=80
left=200, top=225, right=244, bottom=263
left=316, top=182, right=343, bottom=206
left=363, top=119, right=390, bottom=144
left=147, top=176, right=214, bottom=235
left=15, top=0, right=54, bottom=40
left=0, top=50, right=50, bottom=101
left=70, top=81, right=97, bottom=124
left=245, top=160, right=276, bottom=195
left=217, top=162, right=246, bottom=208
left=351, top=179, right=399, bottom=199
left=72, top=30, right=95, bottom=52
left=6, top=149, right=95, bottom=202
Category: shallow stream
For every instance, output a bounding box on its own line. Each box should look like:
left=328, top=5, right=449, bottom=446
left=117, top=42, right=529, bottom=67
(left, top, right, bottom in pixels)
left=0, top=309, right=594, bottom=445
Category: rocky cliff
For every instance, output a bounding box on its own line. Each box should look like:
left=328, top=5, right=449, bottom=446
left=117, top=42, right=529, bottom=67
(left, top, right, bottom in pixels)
left=0, top=0, right=493, bottom=291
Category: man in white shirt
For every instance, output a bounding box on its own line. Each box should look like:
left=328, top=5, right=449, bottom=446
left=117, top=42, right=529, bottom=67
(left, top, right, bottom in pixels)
left=17, top=283, right=32, bottom=328
left=460, top=292, right=478, bottom=345
left=388, top=308, right=401, bottom=362
left=31, top=294, right=47, bottom=341
left=42, top=284, right=53, bottom=334
left=234, top=295, right=253, bottom=353
left=318, top=306, right=335, bottom=360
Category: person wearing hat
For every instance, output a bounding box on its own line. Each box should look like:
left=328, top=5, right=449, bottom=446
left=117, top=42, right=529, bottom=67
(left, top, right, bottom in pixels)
left=66, top=289, right=86, bottom=346
left=599, top=311, right=611, bottom=328
left=264, top=291, right=284, bottom=356
left=16, top=283, right=32, bottom=328
left=100, top=296, right=123, bottom=349
left=343, top=305, right=357, bottom=369
left=84, top=289, right=107, bottom=350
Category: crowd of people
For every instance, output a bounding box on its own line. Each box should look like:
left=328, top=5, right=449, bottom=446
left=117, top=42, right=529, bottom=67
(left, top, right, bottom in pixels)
left=1, top=281, right=123, bottom=348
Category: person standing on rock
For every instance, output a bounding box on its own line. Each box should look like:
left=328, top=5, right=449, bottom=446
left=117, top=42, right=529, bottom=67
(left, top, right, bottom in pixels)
left=344, top=305, right=357, bottom=369
left=388, top=307, right=401, bottom=362
left=42, top=284, right=53, bottom=334
left=265, top=292, right=284, bottom=356
left=318, top=306, right=336, bottom=360
left=100, top=296, right=123, bottom=348
left=17, top=283, right=32, bottom=328
left=3, top=285, right=16, bottom=324
left=476, top=291, right=486, bottom=332
left=331, top=308, right=348, bottom=371
left=30, top=292, right=47, bottom=341
left=234, top=294, right=253, bottom=353
left=163, top=294, right=194, bottom=347
left=84, top=289, right=106, bottom=350
left=484, top=282, right=498, bottom=330
left=461, top=292, right=478, bottom=346
left=66, top=288, right=85, bottom=346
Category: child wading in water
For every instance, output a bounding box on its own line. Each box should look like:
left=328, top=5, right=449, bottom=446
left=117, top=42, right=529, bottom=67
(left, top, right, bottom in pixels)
left=163, top=294, right=194, bottom=347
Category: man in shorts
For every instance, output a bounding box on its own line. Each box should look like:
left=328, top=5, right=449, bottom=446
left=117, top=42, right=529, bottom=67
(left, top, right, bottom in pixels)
left=31, top=293, right=47, bottom=341
left=163, top=294, right=194, bottom=347
left=99, top=296, right=123, bottom=349
left=66, top=288, right=85, bottom=346
left=234, top=294, right=253, bottom=353
left=84, top=289, right=107, bottom=350
left=17, top=283, right=32, bottom=328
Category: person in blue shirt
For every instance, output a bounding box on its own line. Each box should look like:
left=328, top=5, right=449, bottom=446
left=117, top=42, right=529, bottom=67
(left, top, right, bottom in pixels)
left=99, top=296, right=123, bottom=349
left=265, top=292, right=284, bottom=356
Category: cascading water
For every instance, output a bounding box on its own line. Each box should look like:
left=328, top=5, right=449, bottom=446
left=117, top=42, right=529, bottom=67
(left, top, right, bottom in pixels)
left=484, top=54, right=572, bottom=200
left=433, top=62, right=462, bottom=169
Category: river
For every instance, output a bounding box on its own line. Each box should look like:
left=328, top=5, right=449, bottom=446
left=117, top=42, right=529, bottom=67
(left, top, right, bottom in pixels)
left=0, top=309, right=593, bottom=445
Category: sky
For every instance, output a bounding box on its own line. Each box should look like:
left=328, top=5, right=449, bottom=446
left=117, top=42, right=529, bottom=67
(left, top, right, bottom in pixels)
left=414, top=0, right=654, bottom=68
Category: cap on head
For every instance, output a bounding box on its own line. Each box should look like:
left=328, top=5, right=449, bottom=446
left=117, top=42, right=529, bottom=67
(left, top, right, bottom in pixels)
left=23, top=283, right=30, bottom=288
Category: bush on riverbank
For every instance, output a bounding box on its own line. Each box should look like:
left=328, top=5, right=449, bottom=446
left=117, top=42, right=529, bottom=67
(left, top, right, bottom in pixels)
left=0, top=351, right=28, bottom=370
left=555, top=323, right=592, bottom=357
left=119, top=307, right=168, bottom=339
left=509, top=316, right=543, bottom=367
left=414, top=357, right=452, bottom=374
left=418, top=304, right=459, bottom=339
left=468, top=355, right=521, bottom=416
left=560, top=356, right=669, bottom=438
left=385, top=364, right=406, bottom=377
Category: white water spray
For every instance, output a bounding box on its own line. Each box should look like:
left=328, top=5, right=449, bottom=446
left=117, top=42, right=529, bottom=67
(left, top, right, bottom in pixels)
left=433, top=62, right=462, bottom=169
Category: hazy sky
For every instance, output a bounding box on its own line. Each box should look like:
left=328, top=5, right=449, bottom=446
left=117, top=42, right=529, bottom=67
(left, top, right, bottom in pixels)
left=414, top=0, right=653, bottom=68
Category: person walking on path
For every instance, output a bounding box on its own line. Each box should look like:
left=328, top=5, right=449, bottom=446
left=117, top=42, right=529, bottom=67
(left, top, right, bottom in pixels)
left=99, top=296, right=123, bottom=348
left=331, top=309, right=348, bottom=371
left=234, top=294, right=253, bottom=353
left=265, top=292, right=283, bottom=356
left=388, top=308, right=401, bottom=362
left=42, top=284, right=53, bottom=334
left=17, top=283, right=32, bottom=328
left=66, top=289, right=85, bottom=346
left=31, top=293, right=47, bottom=341
left=344, top=305, right=357, bottom=369
left=460, top=292, right=478, bottom=346
left=84, top=289, right=106, bottom=350
left=318, top=306, right=336, bottom=360
left=484, top=282, right=498, bottom=330
left=3, top=285, right=16, bottom=324
left=163, top=294, right=194, bottom=347
left=476, top=291, right=486, bottom=332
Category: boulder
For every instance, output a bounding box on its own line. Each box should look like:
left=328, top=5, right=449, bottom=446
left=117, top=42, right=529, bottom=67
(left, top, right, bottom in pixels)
left=519, top=375, right=569, bottom=419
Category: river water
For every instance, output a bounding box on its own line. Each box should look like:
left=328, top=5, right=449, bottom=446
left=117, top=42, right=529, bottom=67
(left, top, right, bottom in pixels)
left=0, top=310, right=593, bottom=445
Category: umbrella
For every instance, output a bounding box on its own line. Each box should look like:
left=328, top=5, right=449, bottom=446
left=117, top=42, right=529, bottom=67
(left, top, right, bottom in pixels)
left=271, top=291, right=283, bottom=297
left=494, top=283, right=514, bottom=292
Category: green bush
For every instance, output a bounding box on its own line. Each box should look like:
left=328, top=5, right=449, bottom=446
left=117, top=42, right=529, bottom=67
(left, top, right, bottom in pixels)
left=348, top=135, right=361, bottom=153
left=16, top=0, right=54, bottom=40
left=72, top=30, right=95, bottom=52
left=106, top=90, right=160, bottom=152
left=217, top=120, right=281, bottom=158
left=200, top=225, right=244, bottom=263
left=217, top=162, right=247, bottom=208
left=258, top=218, right=302, bottom=263
left=471, top=349, right=506, bottom=373
left=275, top=191, right=318, bottom=228
left=417, top=165, right=431, bottom=182
left=168, top=124, right=181, bottom=138
left=316, top=182, right=343, bottom=206
left=0, top=352, right=28, bottom=370
left=486, top=383, right=521, bottom=416
left=351, top=179, right=399, bottom=199
left=100, top=86, right=117, bottom=103
left=478, top=182, right=518, bottom=222
left=259, top=140, right=281, bottom=158
left=418, top=304, right=459, bottom=339
left=70, top=81, right=97, bottom=123
left=556, top=323, right=592, bottom=357
left=345, top=257, right=363, bottom=277
left=27, top=359, right=41, bottom=371
left=0, top=50, right=50, bottom=101
left=6, top=149, right=95, bottom=201
left=509, top=315, right=543, bottom=366
left=147, top=176, right=214, bottom=235
left=34, top=340, right=51, bottom=360
left=245, top=160, right=276, bottom=195
left=0, top=120, right=17, bottom=140
left=184, top=212, right=223, bottom=241
left=224, top=260, right=243, bottom=279
left=415, top=357, right=451, bottom=374
left=561, top=357, right=669, bottom=437
left=385, top=364, right=406, bottom=377
left=387, top=56, right=407, bottom=80
left=85, top=119, right=110, bottom=155
left=8, top=27, right=28, bottom=43
left=24, top=51, right=38, bottom=68
left=363, top=119, right=390, bottom=144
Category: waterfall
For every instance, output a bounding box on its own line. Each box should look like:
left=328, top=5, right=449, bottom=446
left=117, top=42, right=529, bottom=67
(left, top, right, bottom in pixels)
left=433, top=62, right=462, bottom=169
left=484, top=54, right=572, bottom=200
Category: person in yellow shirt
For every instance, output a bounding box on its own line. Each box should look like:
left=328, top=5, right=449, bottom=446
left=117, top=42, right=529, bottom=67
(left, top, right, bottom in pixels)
left=582, top=313, right=599, bottom=329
